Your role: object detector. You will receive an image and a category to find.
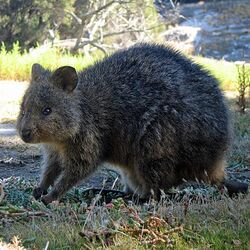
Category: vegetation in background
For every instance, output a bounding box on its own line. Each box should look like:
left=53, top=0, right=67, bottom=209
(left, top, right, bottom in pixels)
left=0, top=0, right=73, bottom=50
left=0, top=42, right=97, bottom=81
left=67, top=0, right=164, bottom=54
left=235, top=62, right=250, bottom=114
left=193, top=56, right=238, bottom=91
left=0, top=0, right=163, bottom=54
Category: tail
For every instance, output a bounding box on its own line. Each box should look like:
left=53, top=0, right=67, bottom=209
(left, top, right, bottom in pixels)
left=220, top=179, right=248, bottom=197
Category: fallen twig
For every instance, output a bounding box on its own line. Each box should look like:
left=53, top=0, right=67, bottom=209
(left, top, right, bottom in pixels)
left=122, top=216, right=184, bottom=247
left=44, top=241, right=50, bottom=250
left=0, top=182, right=5, bottom=203
left=0, top=210, right=48, bottom=217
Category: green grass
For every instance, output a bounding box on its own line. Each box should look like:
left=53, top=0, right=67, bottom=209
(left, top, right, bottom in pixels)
left=0, top=42, right=99, bottom=81
left=193, top=56, right=239, bottom=91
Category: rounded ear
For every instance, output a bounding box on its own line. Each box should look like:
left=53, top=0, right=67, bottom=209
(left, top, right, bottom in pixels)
left=51, top=66, right=78, bottom=92
left=32, top=63, right=46, bottom=81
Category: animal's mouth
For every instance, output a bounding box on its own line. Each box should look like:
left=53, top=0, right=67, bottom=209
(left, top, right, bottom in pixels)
left=20, top=129, right=32, bottom=143
left=20, top=128, right=40, bottom=143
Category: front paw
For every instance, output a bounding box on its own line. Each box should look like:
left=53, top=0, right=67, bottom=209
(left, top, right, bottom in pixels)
left=41, top=194, right=54, bottom=205
left=33, top=187, right=48, bottom=200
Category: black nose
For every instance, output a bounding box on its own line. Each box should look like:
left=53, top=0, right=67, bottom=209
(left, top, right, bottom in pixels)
left=21, top=129, right=32, bottom=142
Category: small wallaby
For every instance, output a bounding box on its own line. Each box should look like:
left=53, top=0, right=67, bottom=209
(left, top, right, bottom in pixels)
left=16, top=43, right=247, bottom=204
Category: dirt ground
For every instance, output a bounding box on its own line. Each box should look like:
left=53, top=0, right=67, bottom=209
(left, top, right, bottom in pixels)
left=0, top=81, right=249, bottom=192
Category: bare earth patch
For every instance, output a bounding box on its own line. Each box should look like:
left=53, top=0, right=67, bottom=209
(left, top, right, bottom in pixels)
left=0, top=81, right=28, bottom=123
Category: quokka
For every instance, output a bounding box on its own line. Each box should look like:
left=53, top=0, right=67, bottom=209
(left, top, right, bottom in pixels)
left=17, top=43, right=234, bottom=204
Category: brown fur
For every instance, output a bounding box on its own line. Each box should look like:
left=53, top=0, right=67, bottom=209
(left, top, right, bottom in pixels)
left=16, top=44, right=233, bottom=204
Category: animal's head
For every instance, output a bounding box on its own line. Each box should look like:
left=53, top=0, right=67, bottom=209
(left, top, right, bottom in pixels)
left=16, top=64, right=81, bottom=144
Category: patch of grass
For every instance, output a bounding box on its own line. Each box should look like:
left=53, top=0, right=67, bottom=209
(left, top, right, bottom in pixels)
left=228, top=111, right=250, bottom=169
left=0, top=42, right=99, bottom=81
left=193, top=56, right=239, bottom=91
left=183, top=196, right=250, bottom=250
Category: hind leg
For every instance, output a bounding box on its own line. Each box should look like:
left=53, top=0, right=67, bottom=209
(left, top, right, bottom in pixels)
left=211, top=158, right=248, bottom=195
left=133, top=159, right=178, bottom=200
left=208, top=157, right=226, bottom=184
left=179, top=157, right=226, bottom=188
left=121, top=169, right=147, bottom=197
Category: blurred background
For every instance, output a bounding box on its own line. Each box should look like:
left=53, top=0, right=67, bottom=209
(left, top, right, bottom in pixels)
left=0, top=0, right=250, bottom=59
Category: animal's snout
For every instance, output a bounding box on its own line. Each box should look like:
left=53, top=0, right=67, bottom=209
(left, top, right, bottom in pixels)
left=21, top=129, right=32, bottom=142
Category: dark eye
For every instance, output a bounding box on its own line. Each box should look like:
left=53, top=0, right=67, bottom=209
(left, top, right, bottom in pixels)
left=42, top=107, right=52, bottom=116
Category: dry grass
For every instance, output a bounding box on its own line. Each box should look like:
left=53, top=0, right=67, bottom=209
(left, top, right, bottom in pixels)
left=0, top=236, right=26, bottom=250
left=1, top=186, right=249, bottom=249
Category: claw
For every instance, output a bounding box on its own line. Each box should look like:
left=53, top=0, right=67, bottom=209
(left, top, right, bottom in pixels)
left=41, top=194, right=53, bottom=205
left=33, top=187, right=43, bottom=200
left=33, top=187, right=48, bottom=200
